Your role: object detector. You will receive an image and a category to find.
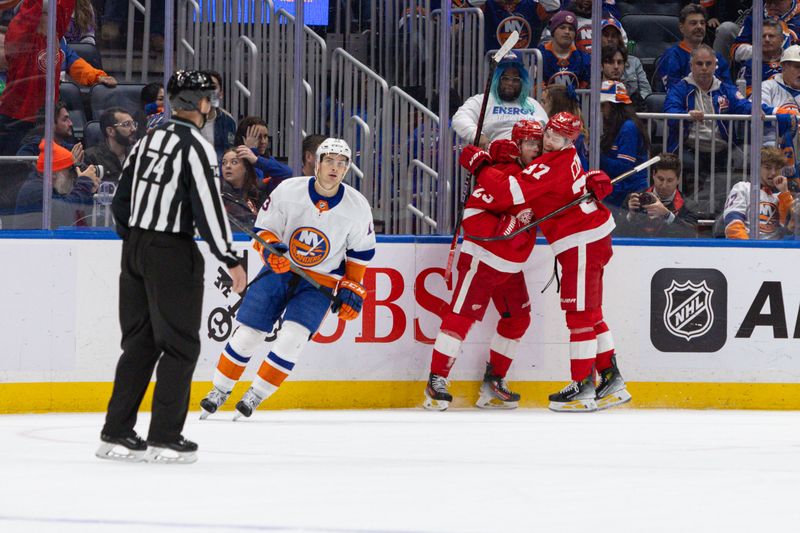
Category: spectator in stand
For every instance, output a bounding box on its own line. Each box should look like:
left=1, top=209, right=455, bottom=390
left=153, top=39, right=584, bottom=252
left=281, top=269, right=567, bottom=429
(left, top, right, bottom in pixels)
left=664, top=46, right=752, bottom=157
left=481, top=0, right=559, bottom=53
left=453, top=52, right=548, bottom=147
left=541, top=0, right=624, bottom=53
left=140, top=82, right=166, bottom=132
left=84, top=107, right=138, bottom=183
left=65, top=0, right=97, bottom=44
left=761, top=45, right=800, bottom=179
left=657, top=4, right=732, bottom=92
left=220, top=147, right=262, bottom=226
left=724, top=147, right=794, bottom=240
left=100, top=0, right=165, bottom=52
left=732, top=0, right=800, bottom=65
left=696, top=1, right=752, bottom=61
left=0, top=0, right=75, bottom=155
left=234, top=116, right=293, bottom=196
left=598, top=81, right=650, bottom=208
left=537, top=11, right=591, bottom=89
left=540, top=83, right=588, bottom=168
left=16, top=101, right=77, bottom=158
left=301, top=134, right=326, bottom=176
left=739, top=18, right=785, bottom=97
left=617, top=152, right=699, bottom=238
left=600, top=18, right=650, bottom=110
left=14, top=140, right=99, bottom=229
left=61, top=38, right=118, bottom=88
left=201, top=70, right=237, bottom=159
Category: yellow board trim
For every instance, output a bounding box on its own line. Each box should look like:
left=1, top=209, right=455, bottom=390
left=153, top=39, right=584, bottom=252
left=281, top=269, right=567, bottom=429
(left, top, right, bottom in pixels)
left=2, top=381, right=800, bottom=413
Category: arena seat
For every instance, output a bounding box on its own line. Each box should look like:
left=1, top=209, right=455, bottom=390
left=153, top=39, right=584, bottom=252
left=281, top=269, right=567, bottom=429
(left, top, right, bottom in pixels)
left=617, top=0, right=683, bottom=17
left=622, top=15, right=681, bottom=70
left=69, top=43, right=103, bottom=70
left=83, top=121, right=104, bottom=149
left=60, top=82, right=87, bottom=139
left=644, top=93, right=668, bottom=148
left=90, top=84, right=145, bottom=121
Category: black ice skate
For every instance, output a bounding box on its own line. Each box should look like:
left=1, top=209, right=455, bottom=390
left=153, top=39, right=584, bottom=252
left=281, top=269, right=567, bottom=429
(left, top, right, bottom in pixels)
left=199, top=386, right=231, bottom=419
left=595, top=356, right=632, bottom=411
left=144, top=435, right=198, bottom=464
left=476, top=362, right=520, bottom=409
left=548, top=375, right=597, bottom=412
left=423, top=372, right=452, bottom=411
left=95, top=432, right=148, bottom=462
left=233, top=387, right=264, bottom=420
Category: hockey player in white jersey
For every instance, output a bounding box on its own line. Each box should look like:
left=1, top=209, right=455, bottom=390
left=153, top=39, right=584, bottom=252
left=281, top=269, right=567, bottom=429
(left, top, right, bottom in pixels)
left=200, top=138, right=376, bottom=419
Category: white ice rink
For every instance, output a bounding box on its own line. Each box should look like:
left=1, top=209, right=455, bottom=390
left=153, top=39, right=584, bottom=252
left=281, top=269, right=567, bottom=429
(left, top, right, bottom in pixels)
left=0, top=408, right=797, bottom=533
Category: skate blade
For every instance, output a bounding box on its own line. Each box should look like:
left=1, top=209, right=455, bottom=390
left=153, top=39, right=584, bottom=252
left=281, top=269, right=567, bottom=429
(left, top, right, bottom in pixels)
left=232, top=410, right=247, bottom=421
left=475, top=393, right=518, bottom=410
left=596, top=389, right=632, bottom=411
left=199, top=409, right=212, bottom=420
left=144, top=447, right=198, bottom=465
left=549, top=398, right=597, bottom=412
left=95, top=442, right=146, bottom=462
left=422, top=397, right=450, bottom=411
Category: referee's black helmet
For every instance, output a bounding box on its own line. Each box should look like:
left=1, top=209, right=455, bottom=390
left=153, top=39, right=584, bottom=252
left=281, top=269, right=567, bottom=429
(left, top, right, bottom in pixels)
left=167, top=70, right=215, bottom=111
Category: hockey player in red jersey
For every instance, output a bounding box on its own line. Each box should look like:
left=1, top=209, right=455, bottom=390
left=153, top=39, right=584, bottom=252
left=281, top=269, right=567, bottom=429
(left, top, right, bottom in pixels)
left=459, top=112, right=631, bottom=412
left=424, top=119, right=544, bottom=411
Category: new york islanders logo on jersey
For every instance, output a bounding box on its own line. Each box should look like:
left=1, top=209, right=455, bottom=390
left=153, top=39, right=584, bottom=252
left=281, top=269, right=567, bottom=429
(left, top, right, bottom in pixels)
left=497, top=16, right=532, bottom=49
left=289, top=227, right=330, bottom=267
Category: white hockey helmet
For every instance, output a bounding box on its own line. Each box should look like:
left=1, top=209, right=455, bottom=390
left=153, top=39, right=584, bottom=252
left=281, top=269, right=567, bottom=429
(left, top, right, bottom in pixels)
left=315, top=138, right=352, bottom=171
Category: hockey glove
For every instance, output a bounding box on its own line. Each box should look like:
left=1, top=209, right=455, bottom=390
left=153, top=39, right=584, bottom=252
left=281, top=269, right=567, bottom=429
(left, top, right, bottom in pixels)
left=585, top=170, right=613, bottom=201
left=335, top=279, right=367, bottom=321
left=488, top=139, right=520, bottom=164
left=459, top=145, right=492, bottom=175
left=257, top=241, right=291, bottom=273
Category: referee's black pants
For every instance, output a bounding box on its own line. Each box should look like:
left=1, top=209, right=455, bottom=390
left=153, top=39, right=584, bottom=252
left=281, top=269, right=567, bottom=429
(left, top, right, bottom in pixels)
left=102, top=228, right=205, bottom=443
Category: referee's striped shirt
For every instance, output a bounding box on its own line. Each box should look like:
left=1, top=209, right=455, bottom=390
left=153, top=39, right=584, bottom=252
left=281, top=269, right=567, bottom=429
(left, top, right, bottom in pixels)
left=112, top=117, right=239, bottom=267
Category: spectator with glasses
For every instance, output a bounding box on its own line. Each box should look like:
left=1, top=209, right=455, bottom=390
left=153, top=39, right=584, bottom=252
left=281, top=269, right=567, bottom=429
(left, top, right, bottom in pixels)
left=234, top=116, right=293, bottom=196
left=452, top=52, right=548, bottom=148
left=84, top=107, right=138, bottom=183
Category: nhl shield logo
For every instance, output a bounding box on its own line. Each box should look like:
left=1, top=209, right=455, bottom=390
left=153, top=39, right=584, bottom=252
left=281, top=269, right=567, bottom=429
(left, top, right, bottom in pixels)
left=662, top=280, right=714, bottom=341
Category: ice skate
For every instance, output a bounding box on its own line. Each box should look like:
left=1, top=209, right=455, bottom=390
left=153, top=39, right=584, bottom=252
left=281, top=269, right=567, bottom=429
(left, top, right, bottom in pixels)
left=233, top=387, right=264, bottom=420
left=476, top=363, right=520, bottom=409
left=595, top=356, right=631, bottom=411
left=144, top=435, right=198, bottom=464
left=548, top=375, right=597, bottom=412
left=199, top=386, right=231, bottom=419
left=95, top=432, right=147, bottom=462
left=423, top=372, right=452, bottom=411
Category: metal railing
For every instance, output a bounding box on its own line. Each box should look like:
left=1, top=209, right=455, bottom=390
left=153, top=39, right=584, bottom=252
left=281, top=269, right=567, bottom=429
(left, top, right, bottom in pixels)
left=638, top=113, right=777, bottom=214
left=125, top=0, right=152, bottom=81
left=429, top=8, right=484, bottom=106
left=329, top=49, right=390, bottom=224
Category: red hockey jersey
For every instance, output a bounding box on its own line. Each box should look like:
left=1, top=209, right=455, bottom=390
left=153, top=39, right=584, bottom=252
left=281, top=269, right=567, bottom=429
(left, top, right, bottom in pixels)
left=476, top=147, right=615, bottom=255
left=460, top=161, right=536, bottom=273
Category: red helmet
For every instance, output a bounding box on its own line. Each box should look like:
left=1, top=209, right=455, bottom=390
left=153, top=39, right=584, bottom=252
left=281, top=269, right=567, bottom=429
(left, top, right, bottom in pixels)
left=546, top=112, right=582, bottom=142
left=512, top=120, right=543, bottom=143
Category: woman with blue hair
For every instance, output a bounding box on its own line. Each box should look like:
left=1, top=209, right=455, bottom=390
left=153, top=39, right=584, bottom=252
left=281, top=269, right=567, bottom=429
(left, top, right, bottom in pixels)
left=452, top=52, right=548, bottom=148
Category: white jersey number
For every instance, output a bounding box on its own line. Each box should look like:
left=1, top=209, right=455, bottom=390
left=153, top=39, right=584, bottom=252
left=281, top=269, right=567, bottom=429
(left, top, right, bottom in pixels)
left=570, top=157, right=597, bottom=215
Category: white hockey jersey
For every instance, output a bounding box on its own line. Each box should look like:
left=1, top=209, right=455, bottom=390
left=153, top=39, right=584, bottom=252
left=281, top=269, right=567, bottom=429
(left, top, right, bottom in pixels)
left=452, top=92, right=548, bottom=144
left=723, top=181, right=793, bottom=240
left=761, top=74, right=800, bottom=145
left=254, top=176, right=376, bottom=287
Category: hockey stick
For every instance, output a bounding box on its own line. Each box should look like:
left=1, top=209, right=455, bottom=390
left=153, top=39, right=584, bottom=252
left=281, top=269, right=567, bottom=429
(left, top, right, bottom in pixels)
left=444, top=30, right=520, bottom=290
left=467, top=156, right=662, bottom=242
left=220, top=192, right=341, bottom=308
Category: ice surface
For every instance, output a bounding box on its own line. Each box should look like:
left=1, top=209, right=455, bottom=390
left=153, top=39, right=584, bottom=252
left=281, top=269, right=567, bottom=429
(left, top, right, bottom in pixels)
left=0, top=409, right=797, bottom=532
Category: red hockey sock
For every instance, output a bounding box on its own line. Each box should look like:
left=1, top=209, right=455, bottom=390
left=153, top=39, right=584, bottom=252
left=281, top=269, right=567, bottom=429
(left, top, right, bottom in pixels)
left=594, top=320, right=615, bottom=371
left=488, top=351, right=513, bottom=378
left=569, top=331, right=597, bottom=382
left=430, top=350, right=455, bottom=378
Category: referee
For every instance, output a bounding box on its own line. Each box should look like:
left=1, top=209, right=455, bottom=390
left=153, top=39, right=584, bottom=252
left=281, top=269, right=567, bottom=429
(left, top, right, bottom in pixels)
left=96, top=70, right=247, bottom=464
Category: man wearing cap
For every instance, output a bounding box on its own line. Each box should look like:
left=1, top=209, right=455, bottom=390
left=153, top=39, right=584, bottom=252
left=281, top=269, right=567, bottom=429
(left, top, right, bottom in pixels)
left=598, top=80, right=651, bottom=208
left=600, top=18, right=650, bottom=109
left=539, top=0, right=624, bottom=53
left=452, top=52, right=548, bottom=147
left=762, top=44, right=800, bottom=179
left=13, top=140, right=99, bottom=229
left=657, top=4, right=732, bottom=92
left=537, top=11, right=591, bottom=89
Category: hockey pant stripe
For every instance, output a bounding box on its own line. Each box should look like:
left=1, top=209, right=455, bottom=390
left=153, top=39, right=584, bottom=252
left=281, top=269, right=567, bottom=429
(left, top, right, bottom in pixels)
left=451, top=254, right=480, bottom=315
left=251, top=321, right=310, bottom=398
